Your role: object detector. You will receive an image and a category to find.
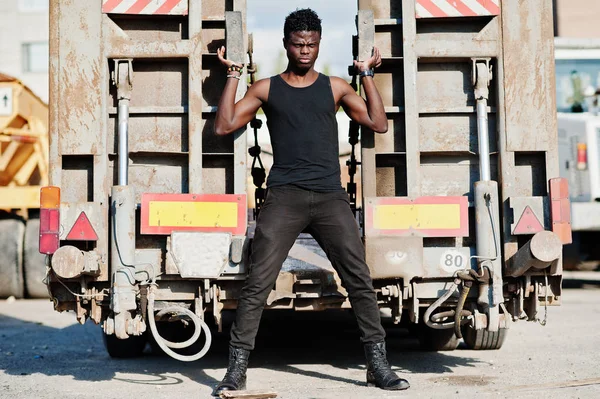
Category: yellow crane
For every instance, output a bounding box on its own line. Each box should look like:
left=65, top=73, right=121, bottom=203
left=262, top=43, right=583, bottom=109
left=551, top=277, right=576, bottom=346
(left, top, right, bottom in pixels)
left=0, top=73, right=48, bottom=298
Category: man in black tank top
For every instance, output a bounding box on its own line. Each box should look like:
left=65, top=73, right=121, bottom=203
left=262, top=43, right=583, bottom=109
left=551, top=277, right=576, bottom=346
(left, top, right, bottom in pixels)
left=213, top=9, right=410, bottom=395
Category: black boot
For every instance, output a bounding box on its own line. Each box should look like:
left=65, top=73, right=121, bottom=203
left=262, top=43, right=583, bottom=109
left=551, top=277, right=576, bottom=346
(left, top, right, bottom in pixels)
left=364, top=342, right=410, bottom=390
left=213, top=346, right=250, bottom=396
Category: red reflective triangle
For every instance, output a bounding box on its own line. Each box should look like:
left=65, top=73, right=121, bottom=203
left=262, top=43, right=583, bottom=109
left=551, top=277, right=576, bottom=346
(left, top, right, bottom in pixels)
left=514, top=206, right=544, bottom=235
left=66, top=211, right=98, bottom=241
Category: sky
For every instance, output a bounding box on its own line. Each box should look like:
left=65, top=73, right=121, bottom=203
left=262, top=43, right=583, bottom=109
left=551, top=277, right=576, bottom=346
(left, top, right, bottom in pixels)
left=247, top=0, right=358, bottom=79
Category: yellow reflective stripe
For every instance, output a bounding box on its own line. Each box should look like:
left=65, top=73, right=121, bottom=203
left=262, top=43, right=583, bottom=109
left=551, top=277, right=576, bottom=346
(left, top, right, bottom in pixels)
left=148, top=201, right=238, bottom=228
left=375, top=204, right=461, bottom=230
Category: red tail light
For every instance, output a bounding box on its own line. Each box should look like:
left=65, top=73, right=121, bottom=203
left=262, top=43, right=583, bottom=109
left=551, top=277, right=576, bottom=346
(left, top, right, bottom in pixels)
left=577, top=143, right=588, bottom=170
left=39, top=187, right=60, bottom=254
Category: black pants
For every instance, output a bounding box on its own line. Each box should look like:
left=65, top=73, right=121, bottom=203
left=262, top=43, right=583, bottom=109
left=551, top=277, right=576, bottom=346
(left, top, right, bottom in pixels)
left=230, top=185, right=386, bottom=350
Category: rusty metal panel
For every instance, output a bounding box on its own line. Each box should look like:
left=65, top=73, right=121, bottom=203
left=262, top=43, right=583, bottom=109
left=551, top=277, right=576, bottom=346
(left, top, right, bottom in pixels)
left=56, top=1, right=104, bottom=156
left=502, top=0, right=557, bottom=151
left=402, top=0, right=420, bottom=197
left=108, top=114, right=189, bottom=153
left=418, top=62, right=477, bottom=110
left=375, top=116, right=405, bottom=153
left=420, top=155, right=498, bottom=200
left=365, top=236, right=423, bottom=280
left=358, top=0, right=403, bottom=19
left=373, top=73, right=405, bottom=108
left=419, top=114, right=497, bottom=153
left=120, top=61, right=188, bottom=108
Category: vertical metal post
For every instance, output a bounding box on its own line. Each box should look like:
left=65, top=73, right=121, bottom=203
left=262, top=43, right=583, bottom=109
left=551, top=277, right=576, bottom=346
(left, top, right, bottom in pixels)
left=110, top=186, right=138, bottom=339
left=109, top=60, right=139, bottom=339
left=113, top=60, right=133, bottom=186
left=474, top=60, right=492, bottom=182
left=357, top=10, right=376, bottom=199
left=473, top=59, right=503, bottom=332
left=117, top=100, right=129, bottom=185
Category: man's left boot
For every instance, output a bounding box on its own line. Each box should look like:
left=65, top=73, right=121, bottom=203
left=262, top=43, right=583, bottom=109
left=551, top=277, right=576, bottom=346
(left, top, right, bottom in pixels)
left=364, top=341, right=410, bottom=390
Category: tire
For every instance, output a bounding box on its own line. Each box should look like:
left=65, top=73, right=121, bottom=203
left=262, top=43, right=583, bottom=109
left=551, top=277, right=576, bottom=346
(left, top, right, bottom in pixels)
left=0, top=218, right=25, bottom=298
left=462, top=326, right=508, bottom=350
left=23, top=218, right=49, bottom=298
left=418, top=324, right=460, bottom=351
left=103, top=331, right=148, bottom=358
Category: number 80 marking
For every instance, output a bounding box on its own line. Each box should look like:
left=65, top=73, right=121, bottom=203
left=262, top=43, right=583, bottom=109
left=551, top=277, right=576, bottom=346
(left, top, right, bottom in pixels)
left=440, top=250, right=467, bottom=272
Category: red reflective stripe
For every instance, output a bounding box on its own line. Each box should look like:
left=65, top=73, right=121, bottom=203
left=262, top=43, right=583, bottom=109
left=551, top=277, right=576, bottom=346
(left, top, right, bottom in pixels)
left=126, top=0, right=153, bottom=14
left=102, top=0, right=123, bottom=13
left=476, top=0, right=500, bottom=14
left=417, top=0, right=447, bottom=17
left=154, top=0, right=181, bottom=14
left=452, top=0, right=478, bottom=17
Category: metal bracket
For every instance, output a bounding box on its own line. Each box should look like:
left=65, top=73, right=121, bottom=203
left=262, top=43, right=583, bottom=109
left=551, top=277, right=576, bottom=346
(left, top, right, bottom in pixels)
left=472, top=58, right=493, bottom=101
left=212, top=284, right=224, bottom=332
left=410, top=282, right=419, bottom=324
left=112, top=59, right=133, bottom=100
left=195, top=287, right=204, bottom=320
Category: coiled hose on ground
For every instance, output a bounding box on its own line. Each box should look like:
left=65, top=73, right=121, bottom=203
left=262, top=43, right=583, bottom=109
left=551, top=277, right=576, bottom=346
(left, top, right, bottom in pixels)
left=147, top=286, right=212, bottom=361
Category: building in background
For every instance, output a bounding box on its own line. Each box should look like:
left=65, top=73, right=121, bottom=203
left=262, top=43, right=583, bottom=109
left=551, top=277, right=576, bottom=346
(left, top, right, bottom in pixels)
left=555, top=0, right=600, bottom=38
left=0, top=0, right=49, bottom=103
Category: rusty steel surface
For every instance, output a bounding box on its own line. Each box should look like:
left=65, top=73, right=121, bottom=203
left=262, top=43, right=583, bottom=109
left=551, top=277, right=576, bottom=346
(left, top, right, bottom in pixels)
left=357, top=0, right=562, bottom=287
left=49, top=0, right=248, bottom=287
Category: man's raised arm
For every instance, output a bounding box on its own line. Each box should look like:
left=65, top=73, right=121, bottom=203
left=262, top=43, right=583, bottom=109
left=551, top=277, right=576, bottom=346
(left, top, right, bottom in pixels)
left=214, top=46, right=267, bottom=136
left=338, top=47, right=387, bottom=133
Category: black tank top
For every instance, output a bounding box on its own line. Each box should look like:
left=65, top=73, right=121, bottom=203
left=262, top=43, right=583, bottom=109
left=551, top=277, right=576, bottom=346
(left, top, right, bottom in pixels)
left=263, top=73, right=343, bottom=192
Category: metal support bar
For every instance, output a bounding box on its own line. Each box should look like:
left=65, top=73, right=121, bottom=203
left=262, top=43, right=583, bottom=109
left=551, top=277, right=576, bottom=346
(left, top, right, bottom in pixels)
left=112, top=59, right=133, bottom=186
left=474, top=181, right=503, bottom=332
left=473, top=59, right=493, bottom=182
left=110, top=185, right=138, bottom=339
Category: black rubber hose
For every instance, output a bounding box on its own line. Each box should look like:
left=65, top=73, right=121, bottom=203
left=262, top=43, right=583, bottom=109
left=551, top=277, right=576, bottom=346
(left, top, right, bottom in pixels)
left=454, top=282, right=472, bottom=338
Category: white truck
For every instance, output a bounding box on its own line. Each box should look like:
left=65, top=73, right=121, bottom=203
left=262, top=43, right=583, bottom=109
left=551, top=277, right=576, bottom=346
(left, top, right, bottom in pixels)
left=555, top=38, right=600, bottom=269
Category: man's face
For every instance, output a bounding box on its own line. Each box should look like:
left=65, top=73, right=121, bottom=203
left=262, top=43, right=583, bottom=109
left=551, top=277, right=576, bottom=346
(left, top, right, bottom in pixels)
left=284, top=31, right=321, bottom=71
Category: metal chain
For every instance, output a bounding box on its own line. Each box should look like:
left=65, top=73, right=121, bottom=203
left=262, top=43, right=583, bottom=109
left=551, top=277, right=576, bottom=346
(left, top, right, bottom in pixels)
left=537, top=269, right=549, bottom=326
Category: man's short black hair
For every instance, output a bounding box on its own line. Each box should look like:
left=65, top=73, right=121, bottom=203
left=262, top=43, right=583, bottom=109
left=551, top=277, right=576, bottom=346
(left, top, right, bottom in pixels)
left=284, top=8, right=322, bottom=40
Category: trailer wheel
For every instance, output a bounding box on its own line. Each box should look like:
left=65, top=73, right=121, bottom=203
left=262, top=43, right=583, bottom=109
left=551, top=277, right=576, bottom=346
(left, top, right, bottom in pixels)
left=418, top=325, right=460, bottom=351
left=102, top=331, right=147, bottom=358
left=462, top=326, right=507, bottom=350
left=23, top=218, right=49, bottom=298
left=0, top=218, right=25, bottom=298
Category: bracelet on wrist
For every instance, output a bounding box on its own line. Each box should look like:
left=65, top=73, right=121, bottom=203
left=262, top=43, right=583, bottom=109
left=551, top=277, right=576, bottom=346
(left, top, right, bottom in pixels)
left=227, top=65, right=243, bottom=74
left=359, top=69, right=374, bottom=78
left=227, top=74, right=241, bottom=80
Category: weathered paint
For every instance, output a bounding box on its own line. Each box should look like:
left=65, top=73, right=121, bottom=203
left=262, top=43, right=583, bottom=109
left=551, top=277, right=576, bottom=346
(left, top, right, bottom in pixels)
left=365, top=196, right=469, bottom=237
left=140, top=193, right=247, bottom=235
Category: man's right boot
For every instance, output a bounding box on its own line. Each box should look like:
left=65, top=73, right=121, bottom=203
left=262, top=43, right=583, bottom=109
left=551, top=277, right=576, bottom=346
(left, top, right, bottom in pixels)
left=213, top=346, right=251, bottom=397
